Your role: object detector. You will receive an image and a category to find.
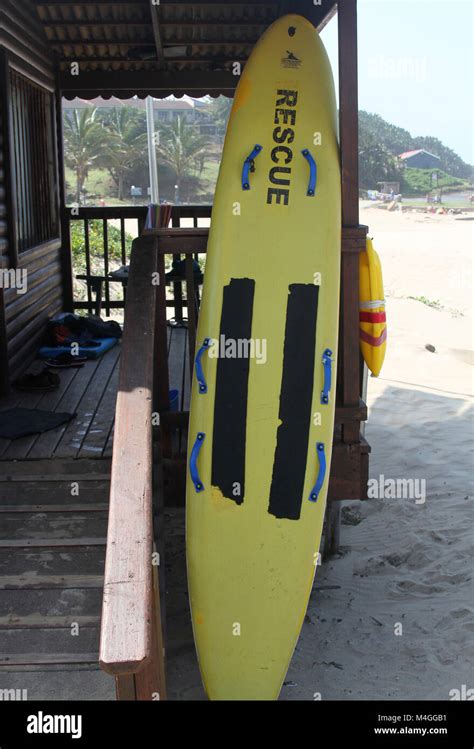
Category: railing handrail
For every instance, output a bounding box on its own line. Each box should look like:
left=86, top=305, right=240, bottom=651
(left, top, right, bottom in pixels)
left=65, top=206, right=149, bottom=220
left=99, top=233, right=158, bottom=676
left=63, top=204, right=212, bottom=220
left=67, top=204, right=212, bottom=315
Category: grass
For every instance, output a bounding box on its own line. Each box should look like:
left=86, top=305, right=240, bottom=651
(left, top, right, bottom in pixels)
left=408, top=295, right=443, bottom=310
left=402, top=167, right=468, bottom=195
left=65, top=161, right=220, bottom=205
left=407, top=295, right=465, bottom=318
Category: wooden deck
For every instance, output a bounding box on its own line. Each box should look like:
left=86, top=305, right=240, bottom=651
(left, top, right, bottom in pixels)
left=0, top=346, right=121, bottom=462
left=0, top=327, right=189, bottom=462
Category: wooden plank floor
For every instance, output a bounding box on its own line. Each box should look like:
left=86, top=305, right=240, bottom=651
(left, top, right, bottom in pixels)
left=0, top=346, right=121, bottom=462
left=0, top=328, right=189, bottom=462
left=0, top=463, right=115, bottom=699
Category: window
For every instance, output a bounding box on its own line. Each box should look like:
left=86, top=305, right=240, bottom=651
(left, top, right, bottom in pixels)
left=9, top=68, right=59, bottom=253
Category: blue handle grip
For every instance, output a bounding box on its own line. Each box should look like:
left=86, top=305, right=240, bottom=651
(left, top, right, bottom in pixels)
left=195, top=337, right=212, bottom=394
left=321, top=348, right=333, bottom=405
left=190, top=432, right=205, bottom=493
left=309, top=442, right=326, bottom=502
left=242, top=144, right=263, bottom=190
left=301, top=148, right=317, bottom=196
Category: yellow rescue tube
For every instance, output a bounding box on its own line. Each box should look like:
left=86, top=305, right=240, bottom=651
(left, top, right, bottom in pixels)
left=359, top=237, right=387, bottom=377
left=186, top=14, right=341, bottom=700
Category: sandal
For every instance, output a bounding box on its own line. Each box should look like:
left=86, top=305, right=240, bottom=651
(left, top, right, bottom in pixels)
left=15, top=370, right=60, bottom=392
left=44, top=353, right=87, bottom=368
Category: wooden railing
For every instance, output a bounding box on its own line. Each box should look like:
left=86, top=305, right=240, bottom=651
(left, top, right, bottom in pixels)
left=99, top=233, right=166, bottom=699
left=65, top=204, right=212, bottom=316
left=99, top=221, right=211, bottom=699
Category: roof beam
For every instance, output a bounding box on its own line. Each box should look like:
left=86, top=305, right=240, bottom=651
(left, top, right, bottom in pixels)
left=35, top=1, right=272, bottom=5
left=48, top=40, right=155, bottom=46
left=59, top=68, right=238, bottom=95
left=41, top=21, right=269, bottom=28
left=48, top=39, right=255, bottom=47
left=59, top=57, right=248, bottom=64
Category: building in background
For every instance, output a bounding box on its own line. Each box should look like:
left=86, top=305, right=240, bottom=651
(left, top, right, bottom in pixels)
left=63, top=95, right=216, bottom=134
left=398, top=149, right=441, bottom=170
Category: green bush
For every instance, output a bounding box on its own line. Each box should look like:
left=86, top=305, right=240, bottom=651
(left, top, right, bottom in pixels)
left=401, top=168, right=466, bottom=195
left=71, top=220, right=133, bottom=275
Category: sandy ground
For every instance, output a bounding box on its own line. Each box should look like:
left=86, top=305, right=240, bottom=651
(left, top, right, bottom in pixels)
left=165, top=204, right=474, bottom=700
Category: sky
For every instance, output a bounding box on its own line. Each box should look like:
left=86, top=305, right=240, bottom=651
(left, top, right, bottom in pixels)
left=321, top=0, right=474, bottom=163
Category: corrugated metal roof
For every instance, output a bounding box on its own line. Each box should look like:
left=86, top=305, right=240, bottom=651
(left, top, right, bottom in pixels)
left=36, top=1, right=277, bottom=73
left=31, top=1, right=337, bottom=97
left=36, top=3, right=334, bottom=67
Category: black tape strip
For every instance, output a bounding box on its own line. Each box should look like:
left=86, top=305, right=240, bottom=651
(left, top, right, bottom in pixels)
left=268, top=284, right=319, bottom=520
left=211, top=277, right=255, bottom=503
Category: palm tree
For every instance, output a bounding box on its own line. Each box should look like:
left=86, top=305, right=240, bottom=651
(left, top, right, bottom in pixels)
left=156, top=115, right=210, bottom=198
left=100, top=107, right=148, bottom=201
left=63, top=108, right=106, bottom=204
left=208, top=96, right=233, bottom=130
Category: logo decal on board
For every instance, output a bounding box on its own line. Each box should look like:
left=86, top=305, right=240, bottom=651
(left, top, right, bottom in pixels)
left=282, top=51, right=301, bottom=69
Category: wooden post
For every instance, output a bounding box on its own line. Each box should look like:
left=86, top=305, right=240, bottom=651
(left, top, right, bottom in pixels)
left=133, top=565, right=167, bottom=700
left=55, top=80, right=74, bottom=311
left=100, top=235, right=166, bottom=699
left=0, top=55, right=10, bottom=393
left=338, top=0, right=365, bottom=445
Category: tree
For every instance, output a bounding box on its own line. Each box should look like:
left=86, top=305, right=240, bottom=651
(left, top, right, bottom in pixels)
left=358, top=110, right=473, bottom=185
left=208, top=96, right=233, bottom=130
left=411, top=136, right=471, bottom=179
left=63, top=108, right=107, bottom=204
left=98, top=107, right=148, bottom=201
left=358, top=125, right=402, bottom=189
left=155, top=115, right=211, bottom=199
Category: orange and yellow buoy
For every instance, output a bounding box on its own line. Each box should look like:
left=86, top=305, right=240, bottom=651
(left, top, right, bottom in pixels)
left=359, top=237, right=387, bottom=377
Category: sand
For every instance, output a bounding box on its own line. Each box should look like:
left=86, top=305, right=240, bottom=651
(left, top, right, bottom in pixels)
left=165, top=204, right=474, bottom=700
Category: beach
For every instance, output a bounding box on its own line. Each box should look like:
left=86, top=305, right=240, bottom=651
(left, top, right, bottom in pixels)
left=166, top=203, right=474, bottom=700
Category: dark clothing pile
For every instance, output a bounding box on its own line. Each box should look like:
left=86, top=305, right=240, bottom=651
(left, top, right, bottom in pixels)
left=44, top=313, right=122, bottom=347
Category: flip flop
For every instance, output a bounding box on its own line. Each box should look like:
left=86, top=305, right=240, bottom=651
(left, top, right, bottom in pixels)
left=14, top=370, right=60, bottom=392
left=45, top=353, right=87, bottom=368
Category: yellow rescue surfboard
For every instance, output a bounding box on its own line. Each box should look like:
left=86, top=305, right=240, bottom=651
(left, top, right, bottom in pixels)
left=186, top=14, right=341, bottom=700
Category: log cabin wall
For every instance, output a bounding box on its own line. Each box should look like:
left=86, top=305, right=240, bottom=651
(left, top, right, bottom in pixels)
left=0, top=0, right=62, bottom=393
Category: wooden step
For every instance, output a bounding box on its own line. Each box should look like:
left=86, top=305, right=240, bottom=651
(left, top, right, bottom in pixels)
left=0, top=459, right=112, bottom=481
left=0, top=627, right=101, bottom=666
left=0, top=574, right=104, bottom=591
left=0, top=479, right=110, bottom=505
left=0, top=547, right=106, bottom=577
left=0, top=511, right=109, bottom=542
left=0, top=539, right=107, bottom=549
left=0, top=587, right=103, bottom=626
